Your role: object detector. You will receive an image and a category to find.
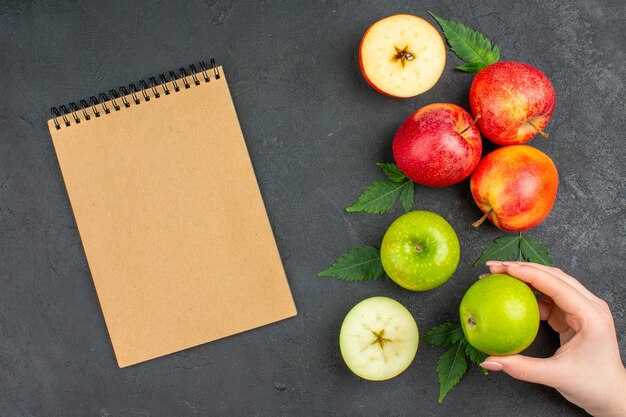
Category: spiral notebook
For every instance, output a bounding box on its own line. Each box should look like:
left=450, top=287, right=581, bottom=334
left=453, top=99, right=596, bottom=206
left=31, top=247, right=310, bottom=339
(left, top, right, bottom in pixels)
left=47, top=60, right=296, bottom=367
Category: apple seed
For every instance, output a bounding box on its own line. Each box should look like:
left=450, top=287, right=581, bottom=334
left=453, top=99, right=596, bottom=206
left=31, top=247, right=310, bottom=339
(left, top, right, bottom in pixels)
left=393, top=45, right=415, bottom=68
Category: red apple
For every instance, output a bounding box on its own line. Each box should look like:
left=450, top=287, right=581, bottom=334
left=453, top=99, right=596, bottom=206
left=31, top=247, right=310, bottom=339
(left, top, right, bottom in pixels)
left=470, top=145, right=558, bottom=232
left=393, top=103, right=482, bottom=187
left=359, top=14, right=446, bottom=98
left=469, top=62, right=556, bottom=145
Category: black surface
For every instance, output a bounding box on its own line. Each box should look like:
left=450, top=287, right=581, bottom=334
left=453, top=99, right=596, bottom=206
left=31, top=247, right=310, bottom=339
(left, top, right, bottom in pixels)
left=1, top=0, right=624, bottom=416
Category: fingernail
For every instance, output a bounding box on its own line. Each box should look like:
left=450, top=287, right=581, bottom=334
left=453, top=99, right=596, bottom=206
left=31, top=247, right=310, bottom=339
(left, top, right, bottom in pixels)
left=502, top=261, right=519, bottom=267
left=478, top=273, right=490, bottom=279
left=485, top=261, right=502, bottom=266
left=480, top=361, right=504, bottom=371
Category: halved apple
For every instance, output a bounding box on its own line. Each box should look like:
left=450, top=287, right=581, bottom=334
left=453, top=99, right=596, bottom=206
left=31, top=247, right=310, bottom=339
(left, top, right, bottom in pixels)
left=339, top=296, right=419, bottom=381
left=359, top=14, right=446, bottom=98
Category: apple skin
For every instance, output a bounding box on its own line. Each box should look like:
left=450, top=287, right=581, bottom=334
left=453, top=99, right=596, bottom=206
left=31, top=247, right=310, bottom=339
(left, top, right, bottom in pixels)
left=470, top=145, right=558, bottom=232
left=460, top=274, right=540, bottom=356
left=359, top=25, right=397, bottom=98
left=381, top=210, right=460, bottom=291
left=469, top=61, right=556, bottom=145
left=393, top=103, right=482, bottom=187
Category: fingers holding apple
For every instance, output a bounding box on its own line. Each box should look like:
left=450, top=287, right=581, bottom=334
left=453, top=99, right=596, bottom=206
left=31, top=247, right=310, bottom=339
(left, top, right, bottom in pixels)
left=393, top=103, right=482, bottom=187
left=359, top=14, right=446, bottom=98
left=460, top=274, right=540, bottom=355
left=470, top=61, right=556, bottom=145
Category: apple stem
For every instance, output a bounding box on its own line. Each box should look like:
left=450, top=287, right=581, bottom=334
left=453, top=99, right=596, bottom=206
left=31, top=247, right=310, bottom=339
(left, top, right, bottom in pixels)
left=459, top=113, right=481, bottom=135
left=472, top=208, right=492, bottom=228
left=527, top=121, right=550, bottom=138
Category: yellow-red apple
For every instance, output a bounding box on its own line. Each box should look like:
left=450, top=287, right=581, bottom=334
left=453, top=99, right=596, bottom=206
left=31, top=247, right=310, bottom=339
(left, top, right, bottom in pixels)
left=393, top=103, right=482, bottom=187
left=470, top=145, right=558, bottom=232
left=359, top=14, right=446, bottom=98
left=469, top=62, right=556, bottom=145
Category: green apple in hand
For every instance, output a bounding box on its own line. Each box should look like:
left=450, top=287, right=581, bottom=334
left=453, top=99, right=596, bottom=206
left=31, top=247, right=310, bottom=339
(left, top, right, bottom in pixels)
left=339, top=297, right=419, bottom=381
left=460, top=274, right=540, bottom=355
left=381, top=210, right=460, bottom=291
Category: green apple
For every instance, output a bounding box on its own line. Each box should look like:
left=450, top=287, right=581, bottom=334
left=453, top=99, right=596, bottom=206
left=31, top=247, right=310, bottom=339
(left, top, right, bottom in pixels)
left=380, top=210, right=460, bottom=291
left=339, top=296, right=419, bottom=381
left=460, top=274, right=540, bottom=355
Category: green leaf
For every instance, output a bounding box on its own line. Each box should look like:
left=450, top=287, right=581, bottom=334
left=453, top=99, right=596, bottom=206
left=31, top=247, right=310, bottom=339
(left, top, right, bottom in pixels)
left=519, top=234, right=553, bottom=266
left=474, top=235, right=520, bottom=266
left=461, top=338, right=489, bottom=375
left=399, top=180, right=414, bottom=213
left=318, top=245, right=385, bottom=281
left=517, top=249, right=528, bottom=262
left=423, top=322, right=464, bottom=346
left=346, top=179, right=410, bottom=214
left=455, top=62, right=488, bottom=73
left=376, top=162, right=406, bottom=182
left=429, top=12, right=500, bottom=72
left=436, top=342, right=468, bottom=403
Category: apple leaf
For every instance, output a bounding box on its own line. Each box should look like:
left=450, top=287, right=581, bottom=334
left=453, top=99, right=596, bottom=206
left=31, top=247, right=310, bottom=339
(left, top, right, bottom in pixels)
left=346, top=179, right=411, bottom=214
left=318, top=245, right=385, bottom=281
left=423, top=322, right=464, bottom=346
left=462, top=338, right=489, bottom=375
left=517, top=248, right=527, bottom=261
left=428, top=12, right=500, bottom=73
left=455, top=62, right=488, bottom=73
left=519, top=234, right=553, bottom=266
left=427, top=323, right=489, bottom=400
left=436, top=341, right=468, bottom=403
left=474, top=235, right=520, bottom=266
left=475, top=233, right=554, bottom=267
left=376, top=162, right=406, bottom=182
left=399, top=180, right=414, bottom=213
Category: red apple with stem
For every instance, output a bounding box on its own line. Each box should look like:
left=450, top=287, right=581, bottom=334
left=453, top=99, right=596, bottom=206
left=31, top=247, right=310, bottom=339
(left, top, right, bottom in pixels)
left=469, top=61, right=556, bottom=145
left=393, top=103, right=483, bottom=187
left=470, top=145, right=559, bottom=232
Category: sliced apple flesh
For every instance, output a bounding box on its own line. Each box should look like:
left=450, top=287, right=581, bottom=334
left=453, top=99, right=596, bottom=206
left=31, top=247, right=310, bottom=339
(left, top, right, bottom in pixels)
left=359, top=14, right=446, bottom=98
left=339, top=296, right=419, bottom=381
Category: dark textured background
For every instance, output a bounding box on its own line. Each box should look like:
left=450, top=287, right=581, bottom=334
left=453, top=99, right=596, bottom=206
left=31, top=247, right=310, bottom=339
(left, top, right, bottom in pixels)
left=1, top=0, right=624, bottom=416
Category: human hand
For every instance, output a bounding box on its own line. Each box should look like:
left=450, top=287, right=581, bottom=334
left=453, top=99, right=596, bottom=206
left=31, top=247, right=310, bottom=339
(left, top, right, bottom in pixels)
left=479, top=261, right=626, bottom=417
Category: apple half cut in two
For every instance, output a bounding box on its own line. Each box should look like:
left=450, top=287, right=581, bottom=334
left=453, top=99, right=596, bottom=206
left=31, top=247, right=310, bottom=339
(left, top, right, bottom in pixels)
left=339, top=297, right=419, bottom=381
left=359, top=14, right=446, bottom=98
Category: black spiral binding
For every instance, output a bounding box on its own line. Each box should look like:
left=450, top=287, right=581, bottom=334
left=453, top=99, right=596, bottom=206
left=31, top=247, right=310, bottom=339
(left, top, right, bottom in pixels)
left=50, top=59, right=220, bottom=130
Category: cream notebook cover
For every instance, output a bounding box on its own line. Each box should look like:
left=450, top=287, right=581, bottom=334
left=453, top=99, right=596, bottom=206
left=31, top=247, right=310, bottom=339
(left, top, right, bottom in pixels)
left=47, top=61, right=296, bottom=367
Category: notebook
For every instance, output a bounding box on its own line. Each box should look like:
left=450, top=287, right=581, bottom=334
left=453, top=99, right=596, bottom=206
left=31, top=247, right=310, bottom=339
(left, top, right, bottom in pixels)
left=47, top=60, right=297, bottom=367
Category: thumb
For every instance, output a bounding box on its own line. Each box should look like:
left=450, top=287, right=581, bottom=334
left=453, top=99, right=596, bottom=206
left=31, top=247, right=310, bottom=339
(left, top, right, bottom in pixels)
left=481, top=355, right=559, bottom=386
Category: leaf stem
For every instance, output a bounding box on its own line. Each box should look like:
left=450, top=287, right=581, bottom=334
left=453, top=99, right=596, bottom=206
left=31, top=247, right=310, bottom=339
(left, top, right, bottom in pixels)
left=516, top=232, right=523, bottom=260
left=472, top=209, right=492, bottom=228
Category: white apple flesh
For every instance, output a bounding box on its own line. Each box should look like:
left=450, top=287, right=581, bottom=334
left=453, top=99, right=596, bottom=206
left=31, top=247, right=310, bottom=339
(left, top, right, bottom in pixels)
left=339, top=296, right=419, bottom=381
left=359, top=14, right=446, bottom=98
